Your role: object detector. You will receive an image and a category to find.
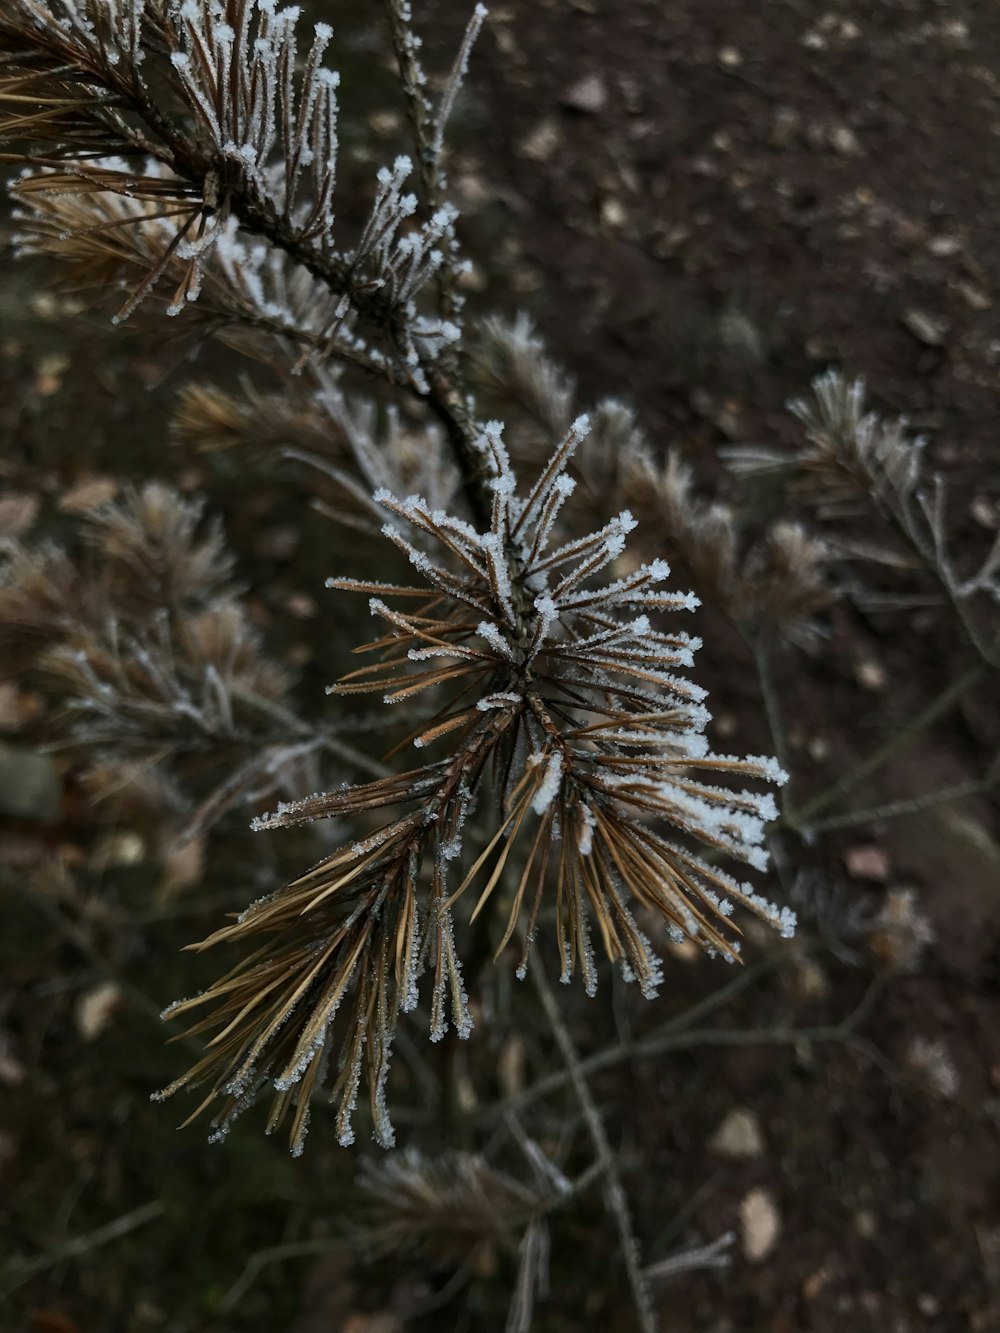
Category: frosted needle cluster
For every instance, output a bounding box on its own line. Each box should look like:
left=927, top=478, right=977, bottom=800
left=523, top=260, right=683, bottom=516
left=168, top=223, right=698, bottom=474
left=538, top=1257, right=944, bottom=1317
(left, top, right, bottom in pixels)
left=154, top=417, right=792, bottom=1154
left=0, top=0, right=794, bottom=1158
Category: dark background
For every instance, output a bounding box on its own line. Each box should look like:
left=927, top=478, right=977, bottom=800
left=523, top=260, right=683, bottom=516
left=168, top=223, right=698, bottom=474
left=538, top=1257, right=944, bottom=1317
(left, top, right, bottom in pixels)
left=2, top=2, right=999, bottom=1330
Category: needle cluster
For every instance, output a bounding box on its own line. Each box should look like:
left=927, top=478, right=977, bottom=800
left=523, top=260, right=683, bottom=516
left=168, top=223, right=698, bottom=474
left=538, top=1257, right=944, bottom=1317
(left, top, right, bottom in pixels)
left=155, top=419, right=791, bottom=1153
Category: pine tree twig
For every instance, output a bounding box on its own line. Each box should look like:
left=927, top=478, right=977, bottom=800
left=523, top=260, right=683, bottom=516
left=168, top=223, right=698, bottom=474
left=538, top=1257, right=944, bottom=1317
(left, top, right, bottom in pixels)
left=228, top=683, right=391, bottom=779
left=644, top=1230, right=734, bottom=1283
left=6, top=870, right=163, bottom=1025
left=495, top=951, right=785, bottom=1119
left=2, top=1200, right=165, bottom=1295
left=529, top=962, right=659, bottom=1333
left=507, top=973, right=890, bottom=1118
left=785, top=657, right=991, bottom=832
left=749, top=635, right=790, bottom=806
left=219, top=1237, right=343, bottom=1314
left=802, top=757, right=1000, bottom=836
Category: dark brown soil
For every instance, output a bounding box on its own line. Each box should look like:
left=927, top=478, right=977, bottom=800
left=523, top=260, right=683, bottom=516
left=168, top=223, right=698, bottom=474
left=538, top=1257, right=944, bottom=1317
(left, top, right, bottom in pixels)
left=444, top=2, right=1000, bottom=1328
left=2, top=2, right=999, bottom=1331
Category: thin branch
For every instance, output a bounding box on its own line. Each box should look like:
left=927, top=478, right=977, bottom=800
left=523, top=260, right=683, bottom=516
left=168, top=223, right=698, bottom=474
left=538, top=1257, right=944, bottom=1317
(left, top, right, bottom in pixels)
left=644, top=1230, right=734, bottom=1283
left=2, top=1200, right=165, bottom=1295
left=748, top=634, right=790, bottom=811
left=804, top=758, right=1000, bottom=836
left=507, top=974, right=891, bottom=1118
left=530, top=963, right=658, bottom=1333
left=785, top=657, right=989, bottom=831
left=219, top=1237, right=342, bottom=1314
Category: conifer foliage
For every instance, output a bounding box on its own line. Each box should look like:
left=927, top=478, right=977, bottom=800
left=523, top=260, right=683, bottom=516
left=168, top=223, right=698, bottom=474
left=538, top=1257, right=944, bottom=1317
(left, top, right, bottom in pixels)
left=0, top=0, right=793, bottom=1156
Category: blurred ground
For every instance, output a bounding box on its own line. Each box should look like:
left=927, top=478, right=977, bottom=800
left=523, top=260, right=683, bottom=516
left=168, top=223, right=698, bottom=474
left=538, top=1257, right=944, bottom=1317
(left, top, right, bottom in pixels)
left=2, top=1, right=1000, bottom=1331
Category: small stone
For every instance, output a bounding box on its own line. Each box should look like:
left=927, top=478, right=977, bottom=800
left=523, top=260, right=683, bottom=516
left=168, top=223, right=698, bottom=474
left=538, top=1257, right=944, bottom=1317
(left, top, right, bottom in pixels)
left=710, top=1109, right=765, bottom=1158
left=76, top=981, right=122, bottom=1042
left=844, top=844, right=890, bottom=882
left=854, top=1208, right=877, bottom=1238
left=516, top=119, right=561, bottom=162
left=718, top=46, right=743, bottom=67
left=829, top=123, right=861, bottom=155
left=740, top=1188, right=780, bottom=1262
left=928, top=234, right=962, bottom=257
left=600, top=196, right=627, bottom=230
left=970, top=495, right=999, bottom=529
left=902, top=308, right=948, bottom=347
left=561, top=73, right=607, bottom=114
left=957, top=281, right=991, bottom=311
left=855, top=658, right=887, bottom=692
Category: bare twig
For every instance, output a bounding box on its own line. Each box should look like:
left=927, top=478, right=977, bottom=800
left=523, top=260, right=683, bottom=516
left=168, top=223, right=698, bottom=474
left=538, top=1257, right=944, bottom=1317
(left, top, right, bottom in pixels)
left=2, top=1200, right=165, bottom=1295
left=803, top=754, right=1000, bottom=835
left=751, top=638, right=790, bottom=784
left=645, top=1230, right=735, bottom=1283
left=530, top=963, right=658, bottom=1333
left=786, top=657, right=989, bottom=831
left=508, top=975, right=891, bottom=1119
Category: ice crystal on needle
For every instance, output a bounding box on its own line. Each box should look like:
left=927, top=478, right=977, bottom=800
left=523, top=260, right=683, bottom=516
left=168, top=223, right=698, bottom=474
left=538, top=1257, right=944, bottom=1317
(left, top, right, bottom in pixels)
left=2, top=0, right=471, bottom=364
